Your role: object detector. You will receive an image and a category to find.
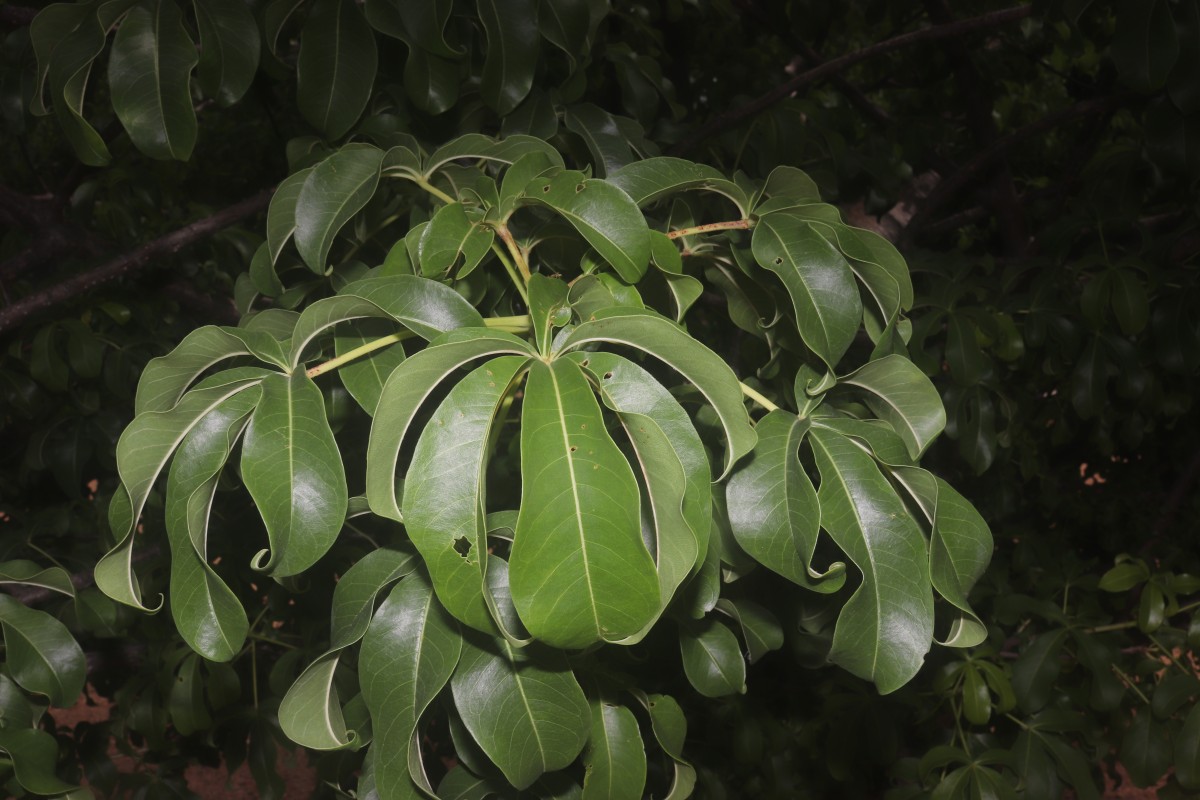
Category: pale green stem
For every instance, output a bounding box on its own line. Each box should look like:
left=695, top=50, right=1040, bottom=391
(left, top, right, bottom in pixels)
left=1111, top=662, right=1150, bottom=705
left=410, top=174, right=456, bottom=205
left=1083, top=599, right=1200, bottom=634
left=741, top=382, right=780, bottom=412
left=305, top=318, right=532, bottom=380
left=1148, top=632, right=1190, bottom=675
left=306, top=332, right=412, bottom=379
left=490, top=242, right=531, bottom=306
left=248, top=632, right=298, bottom=651
left=494, top=224, right=532, bottom=282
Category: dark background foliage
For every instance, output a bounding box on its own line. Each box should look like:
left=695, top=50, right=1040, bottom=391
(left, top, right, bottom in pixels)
left=1, top=0, right=1198, bottom=797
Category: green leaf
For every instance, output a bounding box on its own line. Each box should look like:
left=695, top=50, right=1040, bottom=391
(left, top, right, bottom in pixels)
left=0, top=595, right=85, bottom=707
left=1099, top=559, right=1150, bottom=592
left=192, top=0, right=260, bottom=106
left=1011, top=630, right=1068, bottom=713
left=608, top=157, right=747, bottom=215
left=35, top=2, right=123, bottom=165
left=522, top=170, right=651, bottom=282
left=510, top=359, right=660, bottom=648
left=761, top=165, right=821, bottom=204
left=0, top=728, right=82, bottom=796
left=279, top=547, right=415, bottom=750
left=334, top=319, right=408, bottom=415
left=539, top=0, right=590, bottom=69
left=418, top=203, right=494, bottom=278
left=241, top=373, right=347, bottom=577
left=808, top=428, right=934, bottom=694
left=560, top=312, right=756, bottom=479
left=726, top=410, right=844, bottom=591
left=478, top=0, right=538, bottom=115
left=108, top=1, right=199, bottom=161
left=297, top=0, right=378, bottom=140
left=890, top=468, right=991, bottom=648
left=582, top=698, right=647, bottom=800
left=679, top=618, right=746, bottom=697
left=423, top=134, right=562, bottom=179
left=1176, top=702, right=1200, bottom=790
left=99, top=369, right=269, bottom=610
left=437, top=766, right=497, bottom=800
left=574, top=351, right=711, bottom=623
left=364, top=0, right=459, bottom=57
left=752, top=213, right=862, bottom=369
left=812, top=220, right=912, bottom=319
left=841, top=355, right=944, bottom=459
left=1111, top=269, right=1149, bottom=335
left=366, top=330, right=536, bottom=521
left=267, top=167, right=315, bottom=265
left=404, top=356, right=529, bottom=632
left=529, top=274, right=572, bottom=356
left=361, top=573, right=463, bottom=799
left=289, top=274, right=484, bottom=367
left=294, top=144, right=384, bottom=273
left=715, top=599, right=783, bottom=664
left=168, top=654, right=213, bottom=735
left=0, top=560, right=75, bottom=598
left=1112, top=0, right=1179, bottom=93
left=450, top=634, right=589, bottom=790
left=135, top=326, right=287, bottom=415
left=1119, top=712, right=1172, bottom=787
left=166, top=388, right=260, bottom=662
left=564, top=103, right=637, bottom=178
left=962, top=664, right=992, bottom=725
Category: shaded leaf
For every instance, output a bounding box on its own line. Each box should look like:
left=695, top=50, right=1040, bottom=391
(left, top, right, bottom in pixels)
left=450, top=634, right=589, bottom=790
left=294, top=144, right=384, bottom=273
left=193, top=0, right=260, bottom=106
left=0, top=595, right=85, bottom=707
left=108, top=1, right=198, bottom=161
left=582, top=698, right=646, bottom=800
left=679, top=618, right=746, bottom=697
left=478, top=0, right=538, bottom=115
left=297, top=0, right=378, bottom=140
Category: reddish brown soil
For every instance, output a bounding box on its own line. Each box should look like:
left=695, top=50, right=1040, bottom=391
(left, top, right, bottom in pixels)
left=51, top=687, right=318, bottom=799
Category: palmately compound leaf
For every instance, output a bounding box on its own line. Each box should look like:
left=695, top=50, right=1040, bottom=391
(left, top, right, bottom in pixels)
left=279, top=547, right=416, bottom=751
left=241, top=372, right=347, bottom=578
left=166, top=387, right=261, bottom=662
left=450, top=633, right=589, bottom=790
left=361, top=572, right=462, bottom=799
left=366, top=330, right=536, bottom=522
left=725, top=410, right=845, bottom=592
left=809, top=428, right=934, bottom=693
left=404, top=356, right=530, bottom=632
left=560, top=311, right=756, bottom=479
left=509, top=359, right=660, bottom=649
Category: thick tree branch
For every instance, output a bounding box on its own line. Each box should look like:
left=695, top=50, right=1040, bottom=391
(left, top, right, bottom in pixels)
left=793, top=43, right=892, bottom=126
left=0, top=190, right=272, bottom=334
left=669, top=5, right=1033, bottom=156
left=903, top=95, right=1126, bottom=241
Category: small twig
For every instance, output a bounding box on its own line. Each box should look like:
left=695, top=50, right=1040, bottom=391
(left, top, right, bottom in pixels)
left=0, top=189, right=273, bottom=334
left=670, top=5, right=1033, bottom=156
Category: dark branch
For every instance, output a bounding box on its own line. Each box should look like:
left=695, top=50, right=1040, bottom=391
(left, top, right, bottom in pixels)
left=0, top=189, right=273, bottom=334
left=903, top=95, right=1127, bottom=241
left=670, top=5, right=1033, bottom=156
left=793, top=43, right=892, bottom=126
